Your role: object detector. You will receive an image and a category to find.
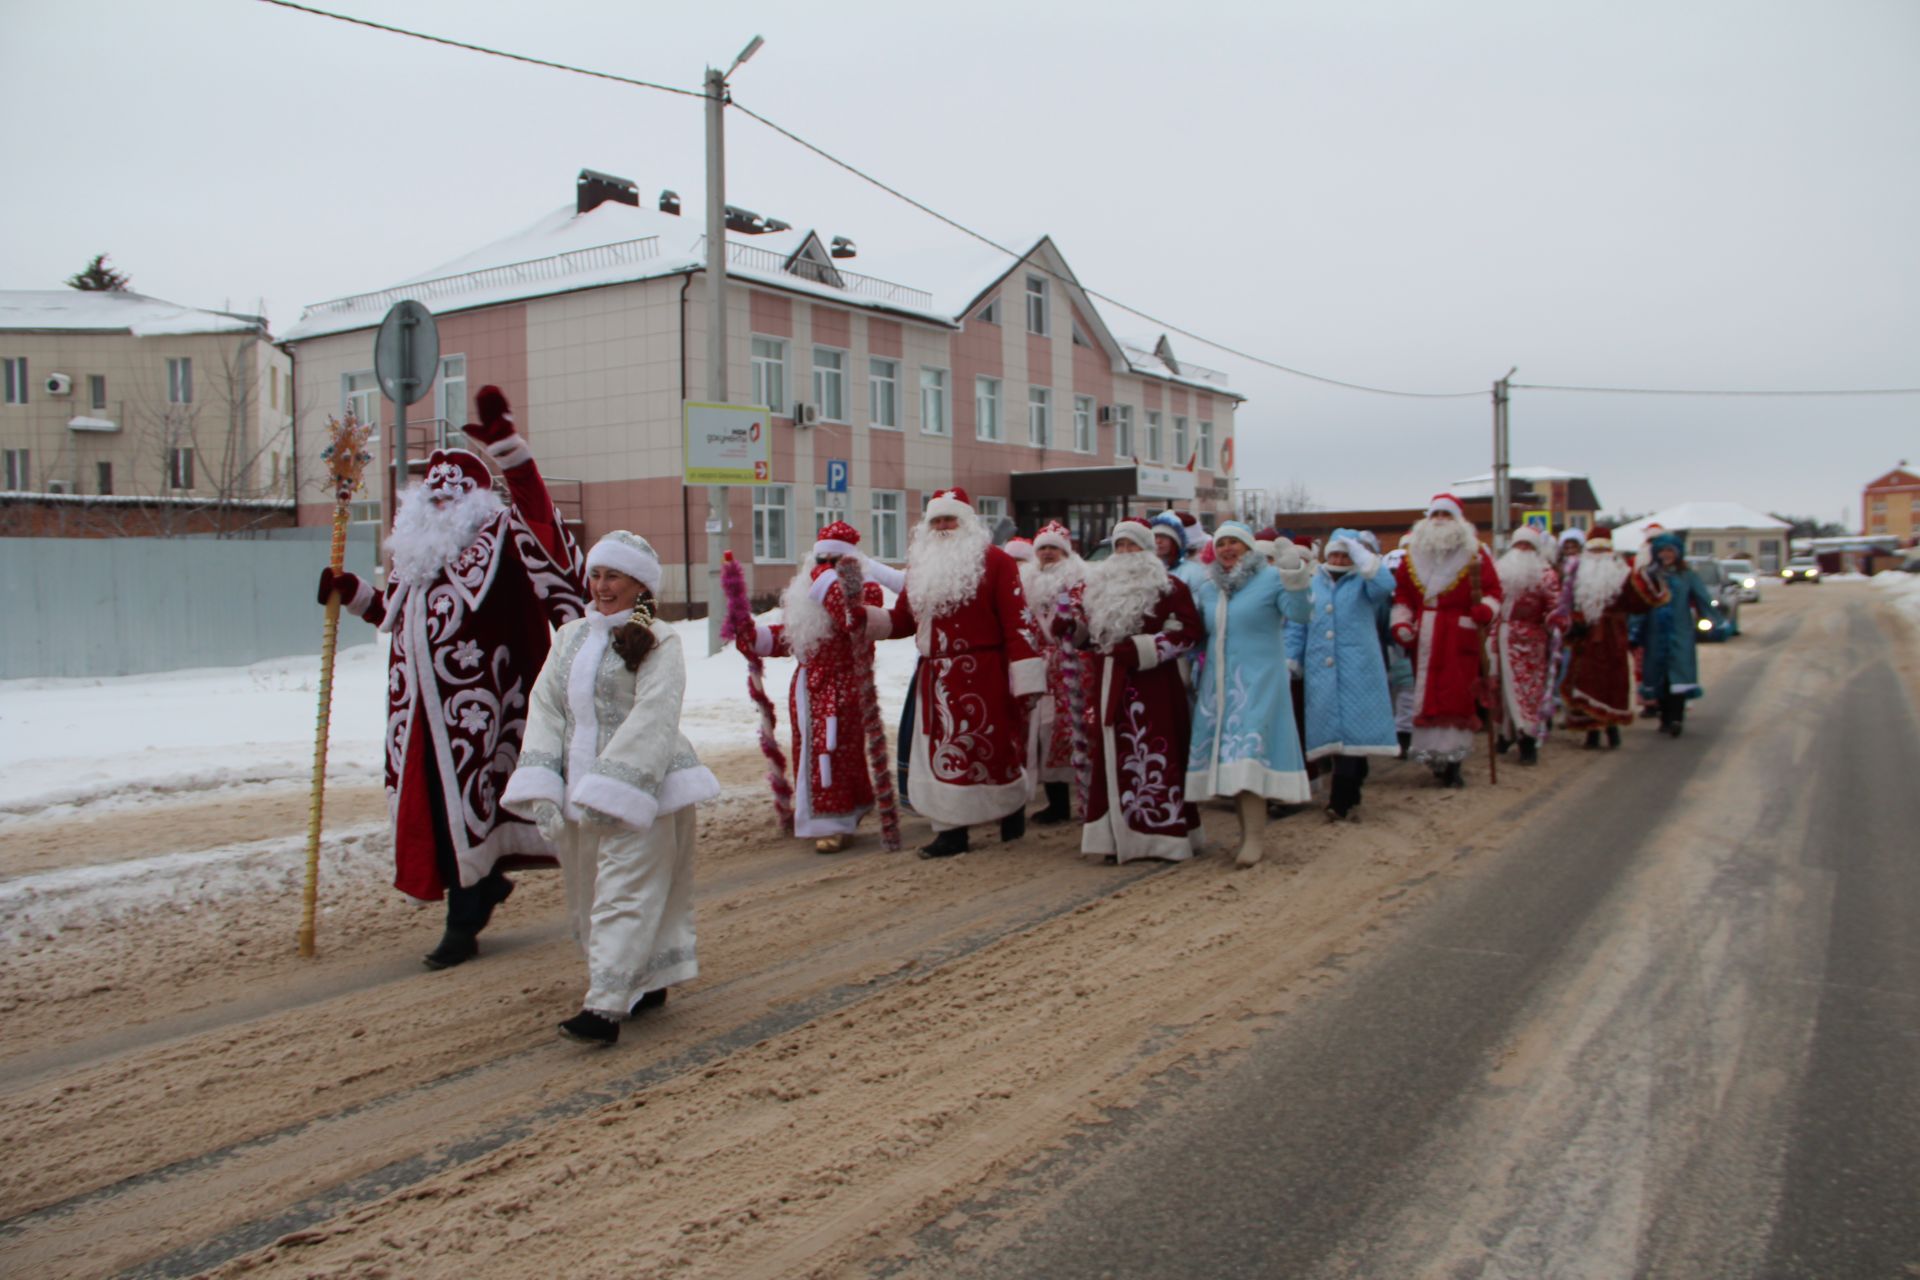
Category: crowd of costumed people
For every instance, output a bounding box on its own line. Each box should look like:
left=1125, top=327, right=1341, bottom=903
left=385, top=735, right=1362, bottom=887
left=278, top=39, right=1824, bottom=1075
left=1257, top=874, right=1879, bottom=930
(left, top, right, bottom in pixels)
left=318, top=389, right=1725, bottom=1045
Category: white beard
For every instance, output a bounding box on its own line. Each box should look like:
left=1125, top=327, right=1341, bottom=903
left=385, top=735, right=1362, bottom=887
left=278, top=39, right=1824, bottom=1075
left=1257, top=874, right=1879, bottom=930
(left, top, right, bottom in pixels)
left=780, top=567, right=841, bottom=664
left=386, top=484, right=504, bottom=585
left=905, top=516, right=991, bottom=618
left=1495, top=546, right=1546, bottom=598
left=1083, top=552, right=1171, bottom=651
left=1405, top=516, right=1476, bottom=594
left=1020, top=556, right=1086, bottom=617
left=1572, top=550, right=1631, bottom=619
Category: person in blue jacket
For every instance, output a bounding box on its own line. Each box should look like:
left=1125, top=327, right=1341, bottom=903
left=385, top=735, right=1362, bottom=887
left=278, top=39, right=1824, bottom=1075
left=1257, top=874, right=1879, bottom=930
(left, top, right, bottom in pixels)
left=1186, top=521, right=1314, bottom=865
left=1289, top=529, right=1401, bottom=820
left=1633, top=531, right=1727, bottom=738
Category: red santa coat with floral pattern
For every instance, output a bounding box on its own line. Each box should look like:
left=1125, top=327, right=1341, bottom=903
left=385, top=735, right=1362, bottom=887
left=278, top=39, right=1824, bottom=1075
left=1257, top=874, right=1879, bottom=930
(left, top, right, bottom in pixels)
left=758, top=572, right=886, bottom=837
left=1557, top=559, right=1669, bottom=728
left=1020, top=562, right=1085, bottom=786
left=887, top=545, right=1046, bottom=830
left=1494, top=565, right=1563, bottom=741
left=1067, top=577, right=1202, bottom=862
left=1391, top=545, right=1503, bottom=731
left=355, top=461, right=585, bottom=900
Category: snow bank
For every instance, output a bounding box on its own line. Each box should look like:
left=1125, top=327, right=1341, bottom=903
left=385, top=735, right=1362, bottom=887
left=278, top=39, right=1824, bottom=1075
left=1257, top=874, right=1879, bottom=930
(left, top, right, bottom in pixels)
left=1871, top=570, right=1920, bottom=626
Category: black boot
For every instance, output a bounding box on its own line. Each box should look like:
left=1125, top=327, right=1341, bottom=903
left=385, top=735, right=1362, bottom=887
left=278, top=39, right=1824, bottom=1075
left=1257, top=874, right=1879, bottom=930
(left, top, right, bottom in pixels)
left=1495, top=735, right=1513, bottom=756
left=1000, top=808, right=1026, bottom=843
left=1444, top=761, right=1466, bottom=789
left=919, top=827, right=970, bottom=859
left=1032, top=782, right=1073, bottom=826
left=1606, top=725, right=1621, bottom=749
left=1584, top=730, right=1602, bottom=750
left=629, top=988, right=668, bottom=1018
left=1518, top=735, right=1539, bottom=766
left=559, top=1010, right=619, bottom=1046
left=1397, top=731, right=1411, bottom=759
left=422, top=928, right=478, bottom=970
left=471, top=873, right=515, bottom=931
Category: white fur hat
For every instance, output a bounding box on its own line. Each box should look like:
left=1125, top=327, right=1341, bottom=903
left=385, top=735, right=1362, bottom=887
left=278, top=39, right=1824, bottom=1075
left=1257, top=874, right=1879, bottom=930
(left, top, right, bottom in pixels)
left=1111, top=520, right=1155, bottom=552
left=1426, top=493, right=1466, bottom=520
left=1213, top=520, right=1257, bottom=549
left=925, top=486, right=974, bottom=521
left=1509, top=524, right=1545, bottom=550
left=1033, top=520, right=1073, bottom=555
left=586, top=530, right=662, bottom=595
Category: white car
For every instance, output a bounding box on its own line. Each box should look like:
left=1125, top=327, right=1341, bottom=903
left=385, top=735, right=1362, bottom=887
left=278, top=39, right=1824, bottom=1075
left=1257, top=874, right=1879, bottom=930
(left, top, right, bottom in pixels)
left=1719, top=559, right=1762, bottom=602
left=1781, top=558, right=1822, bottom=584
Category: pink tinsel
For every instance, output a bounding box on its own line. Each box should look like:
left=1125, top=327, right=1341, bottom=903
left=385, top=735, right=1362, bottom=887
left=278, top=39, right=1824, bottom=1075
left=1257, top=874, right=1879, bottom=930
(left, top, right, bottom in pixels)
left=834, top=557, right=901, bottom=851
left=721, top=552, right=793, bottom=834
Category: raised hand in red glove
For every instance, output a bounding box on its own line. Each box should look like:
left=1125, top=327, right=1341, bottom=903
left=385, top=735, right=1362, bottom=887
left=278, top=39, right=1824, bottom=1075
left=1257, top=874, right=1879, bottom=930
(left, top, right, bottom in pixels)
left=463, top=385, right=515, bottom=446
left=1470, top=601, right=1495, bottom=626
left=317, top=566, right=360, bottom=606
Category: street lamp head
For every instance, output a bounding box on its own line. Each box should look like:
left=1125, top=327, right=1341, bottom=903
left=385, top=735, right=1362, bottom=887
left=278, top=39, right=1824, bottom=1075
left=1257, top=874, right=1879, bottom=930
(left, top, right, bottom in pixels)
left=728, top=35, right=765, bottom=76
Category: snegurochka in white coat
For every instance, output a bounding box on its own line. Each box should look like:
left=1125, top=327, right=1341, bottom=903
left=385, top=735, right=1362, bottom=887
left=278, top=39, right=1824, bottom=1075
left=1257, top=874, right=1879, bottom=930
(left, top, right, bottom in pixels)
left=502, top=531, right=719, bottom=1047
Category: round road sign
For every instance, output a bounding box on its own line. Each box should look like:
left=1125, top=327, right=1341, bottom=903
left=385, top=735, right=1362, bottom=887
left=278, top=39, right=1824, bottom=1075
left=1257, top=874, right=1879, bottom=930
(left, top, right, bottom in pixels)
left=374, top=300, right=440, bottom=407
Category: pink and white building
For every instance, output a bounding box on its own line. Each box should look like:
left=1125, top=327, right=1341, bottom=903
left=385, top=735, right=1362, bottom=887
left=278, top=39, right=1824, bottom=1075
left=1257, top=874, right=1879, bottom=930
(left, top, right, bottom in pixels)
left=284, top=171, right=1242, bottom=610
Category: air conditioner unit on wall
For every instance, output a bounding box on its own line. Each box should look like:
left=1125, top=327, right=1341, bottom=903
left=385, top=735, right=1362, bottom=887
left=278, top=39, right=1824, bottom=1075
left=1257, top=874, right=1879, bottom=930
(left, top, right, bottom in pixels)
left=1097, top=404, right=1115, bottom=425
left=45, top=373, right=73, bottom=396
left=793, top=402, right=819, bottom=427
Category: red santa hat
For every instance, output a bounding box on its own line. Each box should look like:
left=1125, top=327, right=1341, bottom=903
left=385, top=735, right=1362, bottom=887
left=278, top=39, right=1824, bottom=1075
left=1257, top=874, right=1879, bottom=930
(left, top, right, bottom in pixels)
left=1509, top=524, right=1545, bottom=550
left=1426, top=493, right=1466, bottom=520
left=925, top=486, right=973, bottom=521
left=1111, top=520, right=1155, bottom=552
left=586, top=530, right=663, bottom=595
left=1004, top=536, right=1035, bottom=562
left=1033, top=520, right=1074, bottom=555
left=1585, top=526, right=1614, bottom=550
left=421, top=448, right=492, bottom=498
left=812, top=519, right=861, bottom=561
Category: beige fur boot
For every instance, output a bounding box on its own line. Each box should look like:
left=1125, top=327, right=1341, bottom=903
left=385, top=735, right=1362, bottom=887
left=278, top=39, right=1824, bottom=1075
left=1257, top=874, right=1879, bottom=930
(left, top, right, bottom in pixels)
left=1234, top=791, right=1266, bottom=867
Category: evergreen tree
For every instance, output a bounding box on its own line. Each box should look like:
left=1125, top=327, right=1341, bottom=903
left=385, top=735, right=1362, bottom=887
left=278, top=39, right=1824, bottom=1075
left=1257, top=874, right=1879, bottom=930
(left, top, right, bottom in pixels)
left=66, top=253, right=131, bottom=292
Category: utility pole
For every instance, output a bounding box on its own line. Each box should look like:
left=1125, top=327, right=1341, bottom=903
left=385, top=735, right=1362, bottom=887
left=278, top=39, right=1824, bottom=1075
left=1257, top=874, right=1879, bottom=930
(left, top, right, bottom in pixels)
left=1491, top=367, right=1515, bottom=551
left=702, top=35, right=764, bottom=656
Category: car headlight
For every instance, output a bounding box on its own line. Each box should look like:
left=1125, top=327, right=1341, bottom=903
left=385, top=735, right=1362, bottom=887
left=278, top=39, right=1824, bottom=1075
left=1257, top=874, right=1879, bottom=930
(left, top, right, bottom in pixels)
left=1807, top=569, right=1819, bottom=577
left=1697, top=618, right=1714, bottom=632
left=1742, top=577, right=1756, bottom=588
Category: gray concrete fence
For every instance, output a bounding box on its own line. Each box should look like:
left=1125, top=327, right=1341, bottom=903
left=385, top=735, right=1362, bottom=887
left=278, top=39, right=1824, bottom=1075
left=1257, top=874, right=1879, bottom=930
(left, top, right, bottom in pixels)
left=1, top=528, right=382, bottom=679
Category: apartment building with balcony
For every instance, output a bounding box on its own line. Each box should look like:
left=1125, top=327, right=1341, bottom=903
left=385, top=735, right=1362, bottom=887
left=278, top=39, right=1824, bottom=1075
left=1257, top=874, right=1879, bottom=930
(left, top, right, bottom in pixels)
left=282, top=170, right=1243, bottom=610
left=1862, top=465, right=1919, bottom=543
left=0, top=291, right=294, bottom=536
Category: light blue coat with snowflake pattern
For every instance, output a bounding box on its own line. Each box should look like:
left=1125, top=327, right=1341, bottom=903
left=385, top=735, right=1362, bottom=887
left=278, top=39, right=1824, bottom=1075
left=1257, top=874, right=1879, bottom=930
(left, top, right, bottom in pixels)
left=1287, top=539, right=1400, bottom=761
left=1186, top=559, right=1314, bottom=802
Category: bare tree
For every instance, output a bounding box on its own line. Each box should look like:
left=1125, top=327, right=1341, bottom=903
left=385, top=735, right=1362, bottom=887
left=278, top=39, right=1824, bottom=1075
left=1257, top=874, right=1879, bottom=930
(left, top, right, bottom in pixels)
left=1272, top=480, right=1319, bottom=515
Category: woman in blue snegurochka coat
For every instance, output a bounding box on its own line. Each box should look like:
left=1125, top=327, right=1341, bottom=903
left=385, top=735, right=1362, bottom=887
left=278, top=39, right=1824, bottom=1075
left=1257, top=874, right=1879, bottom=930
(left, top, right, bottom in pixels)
left=1186, top=521, right=1314, bottom=867
left=1631, top=531, right=1727, bottom=738
left=1288, top=529, right=1400, bottom=821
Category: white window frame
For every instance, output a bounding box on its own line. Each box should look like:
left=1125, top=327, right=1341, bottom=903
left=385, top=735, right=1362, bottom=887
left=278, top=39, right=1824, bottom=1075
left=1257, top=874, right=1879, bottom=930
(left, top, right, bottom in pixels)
left=3, top=357, right=26, bottom=405
left=751, top=335, right=789, bottom=415
left=89, top=373, right=108, bottom=412
left=977, top=298, right=1001, bottom=325
left=167, top=357, right=193, bottom=405
left=975, top=495, right=1008, bottom=523
left=1198, top=419, right=1214, bottom=470
left=1073, top=395, right=1095, bottom=454
left=1146, top=410, right=1164, bottom=462
left=1174, top=415, right=1189, bottom=466
left=3, top=448, right=27, bottom=490
left=1025, top=274, right=1049, bottom=337
left=436, top=354, right=467, bottom=443
left=343, top=370, right=379, bottom=430
left=1115, top=404, right=1135, bottom=458
left=97, top=460, right=113, bottom=495
left=975, top=376, right=1002, bottom=442
left=812, top=345, right=847, bottom=423
left=1028, top=386, right=1051, bottom=448
left=1690, top=539, right=1714, bottom=558
left=753, top=483, right=794, bottom=562
left=813, top=484, right=851, bottom=536
left=920, top=367, right=950, bottom=436
left=869, top=357, right=899, bottom=429
left=168, top=446, right=195, bottom=490
left=870, top=489, right=905, bottom=561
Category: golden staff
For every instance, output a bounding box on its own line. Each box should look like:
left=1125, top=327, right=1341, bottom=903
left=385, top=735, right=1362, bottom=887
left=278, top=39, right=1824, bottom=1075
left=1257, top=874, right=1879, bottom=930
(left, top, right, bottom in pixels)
left=300, top=412, right=374, bottom=957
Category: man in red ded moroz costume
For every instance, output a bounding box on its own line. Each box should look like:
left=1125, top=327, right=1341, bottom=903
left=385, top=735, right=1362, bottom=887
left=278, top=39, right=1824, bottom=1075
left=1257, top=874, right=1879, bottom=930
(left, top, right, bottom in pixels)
left=880, top=486, right=1046, bottom=858
left=740, top=520, right=903, bottom=853
left=1019, top=520, right=1089, bottom=826
left=319, top=386, right=587, bottom=968
left=1553, top=525, right=1670, bottom=749
left=1390, top=492, right=1503, bottom=788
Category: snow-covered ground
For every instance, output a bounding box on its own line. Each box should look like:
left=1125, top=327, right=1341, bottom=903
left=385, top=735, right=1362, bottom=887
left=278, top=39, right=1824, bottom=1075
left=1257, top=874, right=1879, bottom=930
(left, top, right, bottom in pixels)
left=1871, top=567, right=1920, bottom=624
left=0, top=616, right=917, bottom=819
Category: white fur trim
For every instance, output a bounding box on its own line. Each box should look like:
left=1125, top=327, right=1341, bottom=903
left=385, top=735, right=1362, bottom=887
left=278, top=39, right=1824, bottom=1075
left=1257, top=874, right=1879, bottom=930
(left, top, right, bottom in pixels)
left=861, top=556, right=906, bottom=593
left=1427, top=496, right=1465, bottom=520
left=753, top=623, right=775, bottom=657
left=501, top=765, right=565, bottom=816
left=586, top=535, right=663, bottom=595
left=570, top=772, right=659, bottom=832
left=906, top=718, right=1028, bottom=830
left=813, top=538, right=858, bottom=560
left=926, top=492, right=973, bottom=520
left=1131, top=633, right=1159, bottom=671
left=345, top=575, right=376, bottom=617
left=1481, top=595, right=1500, bottom=615
left=1213, top=520, right=1256, bottom=548
left=1390, top=602, right=1414, bottom=631
left=807, top=569, right=837, bottom=603
left=482, top=434, right=533, bottom=469
left=564, top=622, right=614, bottom=821
left=1305, top=742, right=1401, bottom=762
left=1112, top=520, right=1155, bottom=551
left=1034, top=525, right=1072, bottom=554
left=1010, top=656, right=1047, bottom=697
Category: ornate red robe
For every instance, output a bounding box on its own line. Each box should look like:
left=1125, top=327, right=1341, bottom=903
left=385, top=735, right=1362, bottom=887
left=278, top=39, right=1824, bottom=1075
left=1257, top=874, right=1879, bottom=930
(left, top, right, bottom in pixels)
left=355, top=460, right=585, bottom=900
left=1558, top=559, right=1669, bottom=728
left=1392, top=544, right=1503, bottom=731
left=887, top=545, right=1046, bottom=830
left=1020, top=562, right=1086, bottom=787
left=757, top=572, right=886, bottom=837
left=1070, top=578, right=1202, bottom=862
left=1494, top=566, right=1562, bottom=741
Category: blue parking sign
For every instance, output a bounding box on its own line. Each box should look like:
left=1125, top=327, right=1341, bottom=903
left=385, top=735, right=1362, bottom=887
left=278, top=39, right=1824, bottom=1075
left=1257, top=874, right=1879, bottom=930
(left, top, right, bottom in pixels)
left=826, top=459, right=849, bottom=493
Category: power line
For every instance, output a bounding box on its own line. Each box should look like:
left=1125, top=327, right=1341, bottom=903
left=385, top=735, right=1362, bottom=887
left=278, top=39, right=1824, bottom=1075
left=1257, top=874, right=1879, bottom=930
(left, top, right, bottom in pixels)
left=1513, top=381, right=1920, bottom=397
left=250, top=0, right=704, bottom=99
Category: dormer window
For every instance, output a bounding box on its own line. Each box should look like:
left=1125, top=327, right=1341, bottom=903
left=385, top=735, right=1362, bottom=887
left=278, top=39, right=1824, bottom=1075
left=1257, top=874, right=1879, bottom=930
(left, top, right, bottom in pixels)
left=1025, top=275, right=1049, bottom=336
left=977, top=298, right=1000, bottom=325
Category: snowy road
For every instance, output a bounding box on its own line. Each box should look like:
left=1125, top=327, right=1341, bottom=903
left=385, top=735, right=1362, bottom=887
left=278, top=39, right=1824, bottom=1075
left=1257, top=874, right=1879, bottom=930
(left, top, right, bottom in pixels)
left=0, top=583, right=1914, bottom=1277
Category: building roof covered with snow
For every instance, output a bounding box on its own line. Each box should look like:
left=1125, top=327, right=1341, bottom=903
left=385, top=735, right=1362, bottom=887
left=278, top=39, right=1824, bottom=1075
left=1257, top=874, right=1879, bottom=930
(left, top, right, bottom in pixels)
left=1613, top=502, right=1790, bottom=552
left=0, top=290, right=268, bottom=337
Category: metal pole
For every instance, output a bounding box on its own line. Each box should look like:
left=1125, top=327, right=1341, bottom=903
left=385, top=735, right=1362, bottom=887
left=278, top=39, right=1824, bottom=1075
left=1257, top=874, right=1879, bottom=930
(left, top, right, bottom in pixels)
left=704, top=64, right=730, bottom=656
left=393, top=318, right=411, bottom=525
left=1491, top=371, right=1513, bottom=551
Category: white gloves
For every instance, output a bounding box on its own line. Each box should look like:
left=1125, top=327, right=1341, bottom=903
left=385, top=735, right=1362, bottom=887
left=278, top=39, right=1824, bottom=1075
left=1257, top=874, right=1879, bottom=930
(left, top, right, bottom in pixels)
left=1273, top=543, right=1312, bottom=592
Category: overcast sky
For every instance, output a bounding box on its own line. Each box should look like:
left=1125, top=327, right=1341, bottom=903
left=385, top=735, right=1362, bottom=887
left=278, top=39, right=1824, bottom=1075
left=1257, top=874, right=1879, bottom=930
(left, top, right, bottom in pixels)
left=5, top=0, right=1915, bottom=524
